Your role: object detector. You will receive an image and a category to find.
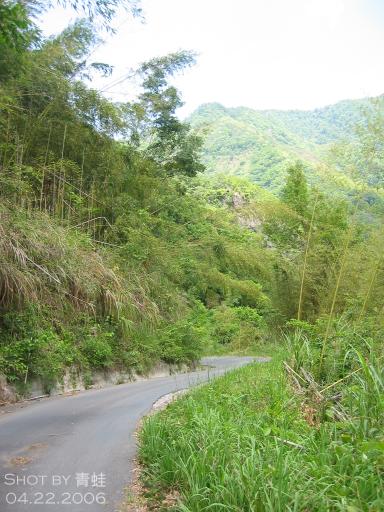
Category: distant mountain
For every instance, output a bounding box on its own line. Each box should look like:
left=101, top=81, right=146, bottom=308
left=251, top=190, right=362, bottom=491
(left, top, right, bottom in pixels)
left=188, top=98, right=372, bottom=194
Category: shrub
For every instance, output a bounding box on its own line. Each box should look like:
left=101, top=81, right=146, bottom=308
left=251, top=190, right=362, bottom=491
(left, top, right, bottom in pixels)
left=0, top=328, right=76, bottom=389
left=160, top=314, right=204, bottom=365
left=81, top=330, right=115, bottom=369
left=211, top=306, right=266, bottom=348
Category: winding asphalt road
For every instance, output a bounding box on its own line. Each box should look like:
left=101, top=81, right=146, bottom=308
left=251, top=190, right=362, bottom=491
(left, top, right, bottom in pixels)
left=0, top=356, right=267, bottom=512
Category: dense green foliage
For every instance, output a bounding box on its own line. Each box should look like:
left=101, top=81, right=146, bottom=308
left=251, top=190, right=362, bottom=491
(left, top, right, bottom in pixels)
left=0, top=10, right=280, bottom=391
left=138, top=129, right=384, bottom=512
left=1, top=6, right=384, bottom=510
left=140, top=337, right=383, bottom=511
left=330, top=96, right=384, bottom=190
left=281, top=161, right=308, bottom=215
left=138, top=82, right=384, bottom=512
left=188, top=99, right=384, bottom=203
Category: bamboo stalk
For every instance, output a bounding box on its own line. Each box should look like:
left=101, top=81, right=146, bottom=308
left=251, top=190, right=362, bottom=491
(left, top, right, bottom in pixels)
left=40, top=124, right=52, bottom=211
left=88, top=179, right=95, bottom=234
left=318, top=209, right=357, bottom=373
left=79, top=147, right=85, bottom=197
left=319, top=355, right=384, bottom=394
left=60, top=125, right=67, bottom=220
left=298, top=194, right=318, bottom=320
left=2, top=114, right=10, bottom=168
left=71, top=217, right=114, bottom=229
left=20, top=113, right=28, bottom=165
left=15, top=132, right=20, bottom=165
left=52, top=167, right=57, bottom=215
left=19, top=140, right=24, bottom=165
left=358, top=253, right=383, bottom=322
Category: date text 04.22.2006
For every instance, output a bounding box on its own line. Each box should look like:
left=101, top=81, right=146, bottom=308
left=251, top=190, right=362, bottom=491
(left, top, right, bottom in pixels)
left=5, top=491, right=106, bottom=506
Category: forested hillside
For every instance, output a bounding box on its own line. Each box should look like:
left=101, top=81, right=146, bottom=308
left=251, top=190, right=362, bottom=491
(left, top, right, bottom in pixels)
left=189, top=98, right=384, bottom=199
left=0, top=0, right=383, bottom=394
left=1, top=1, right=384, bottom=510
left=0, top=2, right=285, bottom=392
left=139, top=94, right=384, bottom=509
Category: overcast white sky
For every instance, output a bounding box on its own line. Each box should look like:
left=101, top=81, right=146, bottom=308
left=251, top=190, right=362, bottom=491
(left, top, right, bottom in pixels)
left=40, top=0, right=384, bottom=117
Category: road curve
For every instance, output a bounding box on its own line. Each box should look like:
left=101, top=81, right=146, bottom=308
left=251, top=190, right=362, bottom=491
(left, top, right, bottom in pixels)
left=0, top=356, right=267, bottom=512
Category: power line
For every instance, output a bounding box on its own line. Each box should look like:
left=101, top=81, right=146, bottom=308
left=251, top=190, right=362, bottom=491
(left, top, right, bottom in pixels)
left=100, top=70, right=136, bottom=92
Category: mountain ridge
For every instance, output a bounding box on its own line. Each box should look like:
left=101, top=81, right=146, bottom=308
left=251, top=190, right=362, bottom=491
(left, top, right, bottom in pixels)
left=188, top=96, right=380, bottom=194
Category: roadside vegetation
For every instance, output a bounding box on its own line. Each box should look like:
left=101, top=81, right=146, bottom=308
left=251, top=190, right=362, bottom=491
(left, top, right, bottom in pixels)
left=137, top=161, right=384, bottom=508
left=138, top=142, right=384, bottom=509
left=0, top=1, right=278, bottom=393
left=1, top=3, right=384, bottom=509
left=140, top=331, right=383, bottom=511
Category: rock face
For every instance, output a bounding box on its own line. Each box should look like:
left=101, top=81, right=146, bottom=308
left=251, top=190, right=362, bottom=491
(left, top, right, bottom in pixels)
left=230, top=191, right=264, bottom=233
left=232, top=192, right=245, bottom=208
left=237, top=214, right=263, bottom=232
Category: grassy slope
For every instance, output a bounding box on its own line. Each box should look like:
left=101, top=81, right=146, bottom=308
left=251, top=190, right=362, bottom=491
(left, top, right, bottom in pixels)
left=139, top=347, right=384, bottom=511
left=188, top=98, right=370, bottom=194
left=0, top=202, right=133, bottom=390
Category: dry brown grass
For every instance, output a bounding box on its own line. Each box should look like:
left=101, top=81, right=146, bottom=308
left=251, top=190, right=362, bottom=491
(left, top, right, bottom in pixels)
left=0, top=202, right=122, bottom=318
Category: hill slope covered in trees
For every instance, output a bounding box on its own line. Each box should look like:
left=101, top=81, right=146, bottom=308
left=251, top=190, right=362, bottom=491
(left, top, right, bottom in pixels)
left=188, top=98, right=377, bottom=194
left=1, top=3, right=384, bottom=510
left=0, top=0, right=383, bottom=396
left=0, top=5, right=286, bottom=393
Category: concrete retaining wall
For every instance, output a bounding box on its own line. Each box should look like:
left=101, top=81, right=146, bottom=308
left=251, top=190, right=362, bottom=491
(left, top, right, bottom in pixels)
left=0, top=361, right=191, bottom=404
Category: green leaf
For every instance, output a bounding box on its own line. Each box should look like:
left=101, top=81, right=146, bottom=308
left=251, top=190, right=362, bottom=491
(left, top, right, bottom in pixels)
left=360, top=440, right=384, bottom=453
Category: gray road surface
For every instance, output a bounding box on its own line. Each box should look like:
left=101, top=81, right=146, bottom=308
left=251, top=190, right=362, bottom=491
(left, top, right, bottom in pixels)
left=0, top=356, right=267, bottom=512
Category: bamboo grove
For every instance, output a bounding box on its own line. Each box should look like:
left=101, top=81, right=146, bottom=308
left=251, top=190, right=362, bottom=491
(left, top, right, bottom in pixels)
left=0, top=2, right=383, bottom=400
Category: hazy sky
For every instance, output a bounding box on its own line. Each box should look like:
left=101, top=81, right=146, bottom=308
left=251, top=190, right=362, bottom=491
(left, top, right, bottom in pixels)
left=41, top=0, right=384, bottom=117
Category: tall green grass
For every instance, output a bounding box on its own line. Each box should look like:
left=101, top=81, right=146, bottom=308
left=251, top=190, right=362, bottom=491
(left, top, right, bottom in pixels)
left=139, top=346, right=384, bottom=511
